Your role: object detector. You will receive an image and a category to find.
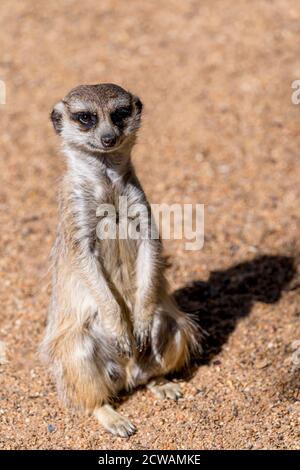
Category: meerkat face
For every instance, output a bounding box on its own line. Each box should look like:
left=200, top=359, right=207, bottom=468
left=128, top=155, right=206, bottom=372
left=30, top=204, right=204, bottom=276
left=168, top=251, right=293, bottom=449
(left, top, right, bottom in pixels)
left=50, top=84, right=143, bottom=153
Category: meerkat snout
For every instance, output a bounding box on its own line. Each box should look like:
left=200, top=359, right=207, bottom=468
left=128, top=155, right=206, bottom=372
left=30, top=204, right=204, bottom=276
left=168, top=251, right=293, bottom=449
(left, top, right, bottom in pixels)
left=101, top=132, right=117, bottom=148
left=50, top=83, right=143, bottom=153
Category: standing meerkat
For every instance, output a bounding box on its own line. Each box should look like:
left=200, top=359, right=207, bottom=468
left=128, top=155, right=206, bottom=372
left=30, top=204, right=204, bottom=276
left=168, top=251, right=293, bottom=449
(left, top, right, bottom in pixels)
left=41, top=83, right=200, bottom=437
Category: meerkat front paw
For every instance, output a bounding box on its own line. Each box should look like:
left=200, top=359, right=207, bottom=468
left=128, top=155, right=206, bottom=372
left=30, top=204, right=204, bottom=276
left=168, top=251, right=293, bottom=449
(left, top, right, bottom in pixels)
left=134, top=320, right=152, bottom=353
left=105, top=305, right=133, bottom=357
left=115, top=330, right=133, bottom=358
left=133, top=303, right=155, bottom=352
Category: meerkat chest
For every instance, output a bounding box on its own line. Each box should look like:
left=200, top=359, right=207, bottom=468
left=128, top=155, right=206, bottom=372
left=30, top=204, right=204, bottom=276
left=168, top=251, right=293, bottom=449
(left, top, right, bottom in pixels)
left=94, top=180, right=146, bottom=286
left=95, top=179, right=147, bottom=243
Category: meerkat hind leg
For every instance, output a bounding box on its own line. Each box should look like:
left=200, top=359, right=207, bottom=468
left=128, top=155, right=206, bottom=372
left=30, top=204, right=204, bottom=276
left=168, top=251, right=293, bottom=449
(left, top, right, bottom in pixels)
left=147, top=377, right=182, bottom=401
left=94, top=404, right=136, bottom=438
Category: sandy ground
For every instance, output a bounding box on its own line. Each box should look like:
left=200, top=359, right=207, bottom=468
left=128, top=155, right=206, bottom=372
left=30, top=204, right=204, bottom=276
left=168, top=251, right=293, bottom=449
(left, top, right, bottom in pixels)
left=1, top=0, right=300, bottom=450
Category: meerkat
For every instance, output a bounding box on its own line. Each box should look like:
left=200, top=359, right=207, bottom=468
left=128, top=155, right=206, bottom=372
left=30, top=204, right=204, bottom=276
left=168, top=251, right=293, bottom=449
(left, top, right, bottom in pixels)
left=40, top=83, right=200, bottom=437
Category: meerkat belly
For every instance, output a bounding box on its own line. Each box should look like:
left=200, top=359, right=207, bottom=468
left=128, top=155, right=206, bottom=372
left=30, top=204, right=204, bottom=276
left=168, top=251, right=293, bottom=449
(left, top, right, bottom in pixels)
left=95, top=186, right=143, bottom=306
left=96, top=235, right=137, bottom=308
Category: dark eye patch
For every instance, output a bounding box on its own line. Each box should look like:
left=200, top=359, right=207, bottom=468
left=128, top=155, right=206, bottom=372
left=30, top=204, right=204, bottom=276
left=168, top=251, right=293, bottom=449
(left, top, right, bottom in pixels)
left=110, top=106, right=132, bottom=125
left=71, top=111, right=97, bottom=128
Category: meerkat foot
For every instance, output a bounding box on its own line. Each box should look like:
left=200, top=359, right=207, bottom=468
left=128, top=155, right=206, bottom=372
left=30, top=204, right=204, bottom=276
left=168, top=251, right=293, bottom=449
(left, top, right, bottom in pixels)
left=147, top=378, right=182, bottom=401
left=94, top=404, right=136, bottom=438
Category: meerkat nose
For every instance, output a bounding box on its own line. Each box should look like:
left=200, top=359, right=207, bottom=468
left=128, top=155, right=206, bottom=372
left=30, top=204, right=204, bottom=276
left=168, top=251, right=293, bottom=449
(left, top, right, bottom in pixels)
left=101, top=133, right=117, bottom=148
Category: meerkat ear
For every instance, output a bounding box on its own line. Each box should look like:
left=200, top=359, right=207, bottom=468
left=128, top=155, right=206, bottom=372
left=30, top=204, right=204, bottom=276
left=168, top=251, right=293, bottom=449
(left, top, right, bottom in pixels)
left=133, top=95, right=143, bottom=115
left=50, top=101, right=64, bottom=135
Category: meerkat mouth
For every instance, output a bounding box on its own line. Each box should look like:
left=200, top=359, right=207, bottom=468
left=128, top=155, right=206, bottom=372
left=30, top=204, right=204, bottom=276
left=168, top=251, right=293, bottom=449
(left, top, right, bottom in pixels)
left=87, top=141, right=124, bottom=154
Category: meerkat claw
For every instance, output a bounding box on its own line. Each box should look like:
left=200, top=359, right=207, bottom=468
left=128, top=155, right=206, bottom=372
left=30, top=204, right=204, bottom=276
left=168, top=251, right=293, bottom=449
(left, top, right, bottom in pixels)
left=94, top=405, right=136, bottom=438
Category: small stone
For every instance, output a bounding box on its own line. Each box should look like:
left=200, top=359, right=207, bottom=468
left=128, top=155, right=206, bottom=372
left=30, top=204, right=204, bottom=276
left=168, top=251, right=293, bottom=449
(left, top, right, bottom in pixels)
left=256, top=360, right=271, bottom=369
left=218, top=164, right=230, bottom=174
left=232, top=404, right=239, bottom=417
left=47, top=424, right=55, bottom=433
left=213, top=360, right=221, bottom=366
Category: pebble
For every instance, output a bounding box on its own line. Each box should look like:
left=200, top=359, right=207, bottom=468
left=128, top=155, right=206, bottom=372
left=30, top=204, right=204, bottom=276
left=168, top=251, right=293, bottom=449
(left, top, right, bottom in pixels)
left=47, top=424, right=55, bottom=433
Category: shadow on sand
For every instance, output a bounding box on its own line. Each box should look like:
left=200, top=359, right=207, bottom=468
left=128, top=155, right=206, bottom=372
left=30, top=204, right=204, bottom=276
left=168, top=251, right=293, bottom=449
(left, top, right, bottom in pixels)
left=173, top=255, right=297, bottom=367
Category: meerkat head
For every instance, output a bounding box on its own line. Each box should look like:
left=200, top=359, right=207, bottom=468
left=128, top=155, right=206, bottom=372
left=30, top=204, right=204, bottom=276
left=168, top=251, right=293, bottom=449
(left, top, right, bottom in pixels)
left=50, top=83, right=143, bottom=154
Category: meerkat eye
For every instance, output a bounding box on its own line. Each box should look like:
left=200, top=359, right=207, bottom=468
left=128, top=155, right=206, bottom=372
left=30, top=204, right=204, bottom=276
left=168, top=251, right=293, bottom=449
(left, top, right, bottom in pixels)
left=72, top=112, right=97, bottom=128
left=111, top=106, right=132, bottom=125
